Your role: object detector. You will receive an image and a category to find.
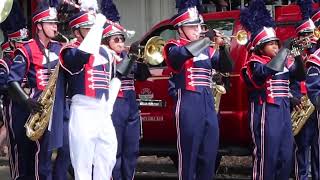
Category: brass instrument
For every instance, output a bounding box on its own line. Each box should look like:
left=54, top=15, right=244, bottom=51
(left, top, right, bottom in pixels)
left=0, top=0, right=13, bottom=23
left=138, top=36, right=165, bottom=66
left=291, top=95, right=315, bottom=136
left=212, top=72, right=228, bottom=112
left=291, top=28, right=320, bottom=55
left=25, top=64, right=60, bottom=141
left=213, top=84, right=226, bottom=112
left=211, top=30, right=249, bottom=46
left=314, top=28, right=320, bottom=39
left=224, top=30, right=249, bottom=45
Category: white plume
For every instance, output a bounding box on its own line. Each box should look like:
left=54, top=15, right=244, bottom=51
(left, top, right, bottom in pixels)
left=80, top=0, right=99, bottom=12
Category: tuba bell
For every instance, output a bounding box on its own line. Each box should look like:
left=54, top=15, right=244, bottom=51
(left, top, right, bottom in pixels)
left=139, top=36, right=165, bottom=66
left=0, top=0, right=13, bottom=23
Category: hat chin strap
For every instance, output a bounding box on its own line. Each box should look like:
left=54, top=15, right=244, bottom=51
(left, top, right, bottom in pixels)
left=181, top=27, right=191, bottom=41
left=78, top=29, right=85, bottom=41
left=40, top=23, right=51, bottom=41
left=180, top=25, right=201, bottom=41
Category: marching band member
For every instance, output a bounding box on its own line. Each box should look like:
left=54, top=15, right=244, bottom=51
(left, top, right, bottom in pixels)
left=6, top=2, right=68, bottom=179
left=292, top=17, right=320, bottom=180
left=3, top=31, right=29, bottom=179
left=304, top=44, right=320, bottom=180
left=0, top=39, right=15, bottom=178
left=301, top=7, right=320, bottom=180
left=59, top=11, right=115, bottom=180
left=0, top=2, right=30, bottom=178
left=59, top=9, right=134, bottom=179
left=163, top=6, right=233, bottom=180
left=1, top=2, right=28, bottom=176
left=311, top=8, right=320, bottom=48
left=240, top=1, right=305, bottom=179
left=0, top=5, right=28, bottom=179
left=101, top=23, right=149, bottom=179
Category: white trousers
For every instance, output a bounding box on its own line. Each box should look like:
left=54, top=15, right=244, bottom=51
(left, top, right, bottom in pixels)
left=69, top=94, right=117, bottom=180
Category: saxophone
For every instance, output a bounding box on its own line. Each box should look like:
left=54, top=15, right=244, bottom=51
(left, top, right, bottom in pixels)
left=213, top=84, right=226, bottom=112
left=25, top=64, right=60, bottom=141
left=291, top=95, right=315, bottom=136
left=212, top=72, right=228, bottom=112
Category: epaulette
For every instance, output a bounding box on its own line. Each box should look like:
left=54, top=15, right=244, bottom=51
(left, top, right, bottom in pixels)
left=20, top=39, right=34, bottom=45
left=50, top=39, right=63, bottom=46
left=166, top=39, right=180, bottom=46
left=306, top=49, right=320, bottom=67
left=248, top=54, right=270, bottom=64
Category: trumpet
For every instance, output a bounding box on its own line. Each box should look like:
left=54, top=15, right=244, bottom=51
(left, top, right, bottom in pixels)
left=290, top=28, right=320, bottom=54
left=210, top=30, right=248, bottom=46
left=227, top=30, right=249, bottom=45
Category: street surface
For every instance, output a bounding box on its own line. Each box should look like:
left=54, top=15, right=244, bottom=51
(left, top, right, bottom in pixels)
left=0, top=156, right=302, bottom=179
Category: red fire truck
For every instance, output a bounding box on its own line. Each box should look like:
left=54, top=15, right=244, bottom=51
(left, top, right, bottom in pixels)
left=135, top=3, right=319, bottom=162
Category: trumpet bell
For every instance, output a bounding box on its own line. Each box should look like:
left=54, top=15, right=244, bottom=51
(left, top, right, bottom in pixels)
left=235, top=30, right=248, bottom=45
left=0, top=0, right=13, bottom=23
left=144, top=36, right=165, bottom=66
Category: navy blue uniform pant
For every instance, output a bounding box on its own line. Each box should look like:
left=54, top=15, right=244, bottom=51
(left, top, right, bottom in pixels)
left=111, top=93, right=140, bottom=180
left=175, top=89, right=219, bottom=180
left=4, top=100, right=33, bottom=180
left=294, top=111, right=320, bottom=180
left=4, top=100, right=70, bottom=180
left=249, top=101, right=293, bottom=180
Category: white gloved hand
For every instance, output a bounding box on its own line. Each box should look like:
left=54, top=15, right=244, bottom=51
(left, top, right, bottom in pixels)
left=78, top=14, right=106, bottom=55
left=106, top=78, right=121, bottom=115
left=94, top=13, right=107, bottom=28
left=80, top=0, right=98, bottom=12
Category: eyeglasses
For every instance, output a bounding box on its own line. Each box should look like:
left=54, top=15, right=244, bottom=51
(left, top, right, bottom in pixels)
left=112, top=36, right=125, bottom=43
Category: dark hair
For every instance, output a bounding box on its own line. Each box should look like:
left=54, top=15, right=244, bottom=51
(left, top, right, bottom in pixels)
left=102, top=36, right=112, bottom=46
left=253, top=44, right=264, bottom=56
left=253, top=40, right=279, bottom=56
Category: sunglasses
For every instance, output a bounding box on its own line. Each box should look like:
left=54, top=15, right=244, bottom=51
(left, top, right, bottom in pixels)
left=112, top=36, right=125, bottom=43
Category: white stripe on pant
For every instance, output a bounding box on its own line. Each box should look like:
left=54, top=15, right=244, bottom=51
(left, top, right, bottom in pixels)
left=69, top=94, right=117, bottom=180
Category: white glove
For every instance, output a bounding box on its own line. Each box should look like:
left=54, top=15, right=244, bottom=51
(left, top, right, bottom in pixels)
left=94, top=13, right=107, bottom=28
left=106, top=77, right=121, bottom=115
left=78, top=14, right=106, bottom=55
left=80, top=0, right=98, bottom=12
